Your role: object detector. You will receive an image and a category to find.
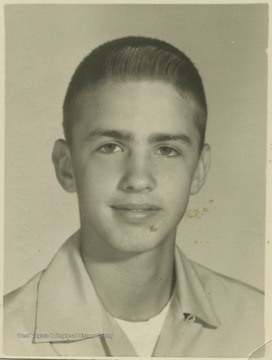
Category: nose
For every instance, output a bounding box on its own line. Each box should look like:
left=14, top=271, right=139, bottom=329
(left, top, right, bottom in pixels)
left=118, top=152, right=156, bottom=193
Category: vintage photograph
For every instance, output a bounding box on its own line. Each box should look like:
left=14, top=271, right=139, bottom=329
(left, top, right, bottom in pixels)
left=2, top=2, right=269, bottom=358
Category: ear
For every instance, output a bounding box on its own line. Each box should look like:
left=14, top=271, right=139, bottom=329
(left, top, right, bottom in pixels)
left=190, top=144, right=211, bottom=195
left=52, top=139, right=76, bottom=193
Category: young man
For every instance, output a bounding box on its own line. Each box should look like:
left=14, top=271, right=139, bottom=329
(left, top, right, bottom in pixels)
left=4, top=36, right=264, bottom=357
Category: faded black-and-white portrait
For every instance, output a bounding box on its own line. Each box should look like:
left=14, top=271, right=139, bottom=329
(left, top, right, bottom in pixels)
left=2, top=2, right=269, bottom=358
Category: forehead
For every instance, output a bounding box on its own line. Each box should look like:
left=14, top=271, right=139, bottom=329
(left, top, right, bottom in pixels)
left=73, top=80, right=200, bottom=142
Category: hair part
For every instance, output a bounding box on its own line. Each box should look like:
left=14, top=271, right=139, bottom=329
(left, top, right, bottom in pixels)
left=63, top=36, right=207, bottom=149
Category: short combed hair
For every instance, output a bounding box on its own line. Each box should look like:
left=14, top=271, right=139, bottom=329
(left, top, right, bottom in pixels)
left=63, top=36, right=207, bottom=148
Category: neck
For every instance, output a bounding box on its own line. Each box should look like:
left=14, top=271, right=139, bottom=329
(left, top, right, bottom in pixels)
left=80, top=229, right=176, bottom=322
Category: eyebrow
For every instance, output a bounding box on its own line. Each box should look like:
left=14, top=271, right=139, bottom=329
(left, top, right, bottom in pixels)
left=149, top=133, right=192, bottom=146
left=87, top=128, right=192, bottom=146
left=87, top=129, right=133, bottom=141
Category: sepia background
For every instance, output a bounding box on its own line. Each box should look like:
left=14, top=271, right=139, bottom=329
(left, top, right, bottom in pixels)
left=4, top=4, right=268, bottom=294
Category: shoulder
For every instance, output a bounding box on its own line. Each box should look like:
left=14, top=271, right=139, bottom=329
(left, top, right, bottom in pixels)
left=190, top=259, right=263, bottom=301
left=3, top=271, right=61, bottom=356
left=4, top=271, right=43, bottom=309
left=188, top=257, right=264, bottom=330
left=4, top=272, right=43, bottom=334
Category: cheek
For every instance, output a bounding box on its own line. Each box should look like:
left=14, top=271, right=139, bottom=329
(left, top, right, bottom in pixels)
left=158, top=165, right=193, bottom=193
left=158, top=169, right=193, bottom=220
left=73, top=159, right=120, bottom=198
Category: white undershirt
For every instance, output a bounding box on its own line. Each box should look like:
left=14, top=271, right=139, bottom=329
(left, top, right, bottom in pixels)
left=114, top=301, right=170, bottom=356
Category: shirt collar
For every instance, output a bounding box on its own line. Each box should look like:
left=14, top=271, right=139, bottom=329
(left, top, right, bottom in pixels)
left=34, top=232, right=220, bottom=343
left=174, top=246, right=221, bottom=328
left=34, top=231, right=104, bottom=343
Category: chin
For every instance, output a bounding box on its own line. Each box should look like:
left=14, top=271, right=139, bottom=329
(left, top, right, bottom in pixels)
left=106, top=229, right=172, bottom=255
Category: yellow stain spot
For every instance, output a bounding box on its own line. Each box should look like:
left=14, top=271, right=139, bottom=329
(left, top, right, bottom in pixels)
left=149, top=225, right=157, bottom=232
left=184, top=206, right=211, bottom=221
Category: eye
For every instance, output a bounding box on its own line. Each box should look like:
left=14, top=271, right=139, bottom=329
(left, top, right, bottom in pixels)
left=98, top=143, right=123, bottom=154
left=156, top=146, right=180, bottom=157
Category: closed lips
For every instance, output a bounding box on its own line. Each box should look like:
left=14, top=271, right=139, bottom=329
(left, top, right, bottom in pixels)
left=112, top=204, right=161, bottom=211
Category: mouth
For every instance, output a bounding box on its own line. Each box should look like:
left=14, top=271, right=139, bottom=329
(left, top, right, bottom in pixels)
left=111, top=203, right=161, bottom=223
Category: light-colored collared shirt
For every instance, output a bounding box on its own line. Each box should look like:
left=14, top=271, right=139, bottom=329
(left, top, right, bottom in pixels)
left=4, top=232, right=264, bottom=357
